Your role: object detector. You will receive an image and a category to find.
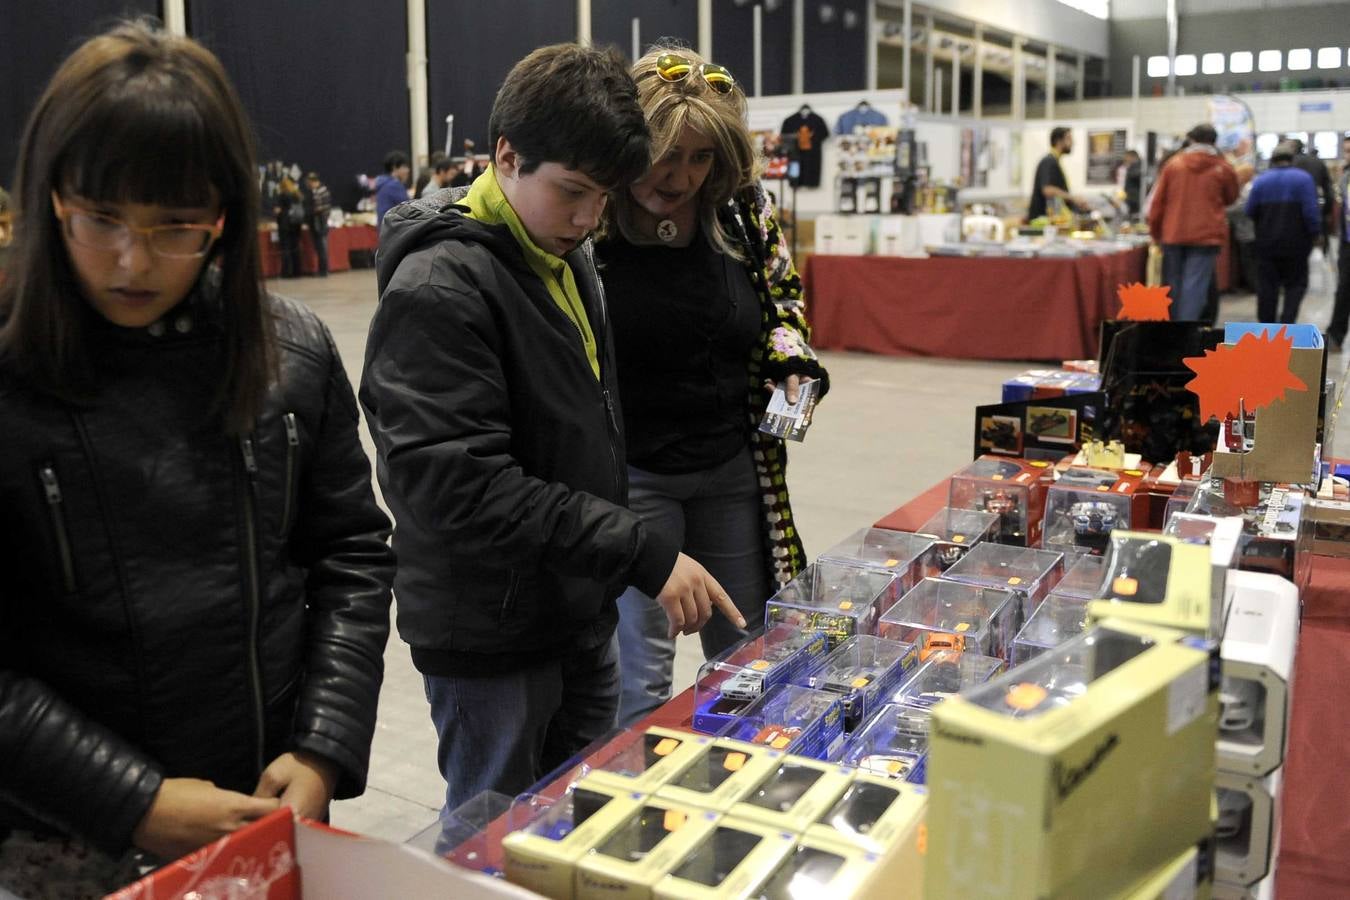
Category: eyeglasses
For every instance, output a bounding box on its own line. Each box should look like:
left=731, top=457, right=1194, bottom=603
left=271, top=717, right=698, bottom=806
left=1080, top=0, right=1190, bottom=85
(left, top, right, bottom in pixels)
left=655, top=53, right=737, bottom=95
left=53, top=196, right=223, bottom=259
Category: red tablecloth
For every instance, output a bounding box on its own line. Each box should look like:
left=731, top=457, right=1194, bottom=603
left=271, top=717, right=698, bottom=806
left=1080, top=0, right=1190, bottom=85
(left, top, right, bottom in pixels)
left=258, top=224, right=378, bottom=278
left=803, top=247, right=1147, bottom=361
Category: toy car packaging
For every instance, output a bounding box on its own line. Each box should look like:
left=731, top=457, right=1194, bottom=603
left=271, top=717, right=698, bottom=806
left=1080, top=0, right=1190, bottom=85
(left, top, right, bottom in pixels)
left=816, top=527, right=938, bottom=594
left=941, top=542, right=1067, bottom=626
left=1010, top=594, right=1090, bottom=666
left=585, top=727, right=714, bottom=794
left=891, top=649, right=1007, bottom=713
left=1085, top=531, right=1216, bottom=638
left=915, top=506, right=1001, bottom=571
left=751, top=831, right=923, bottom=900
left=1041, top=465, right=1149, bottom=556
left=1047, top=553, right=1108, bottom=601
left=924, top=619, right=1219, bottom=899
left=1215, top=767, right=1282, bottom=889
left=806, top=770, right=929, bottom=858
left=763, top=562, right=898, bottom=650
left=1001, top=368, right=1102, bottom=403
left=502, top=780, right=646, bottom=899
left=656, top=740, right=784, bottom=813
left=717, top=684, right=846, bottom=761
left=652, top=817, right=797, bottom=900
left=574, top=797, right=722, bottom=899
left=693, top=624, right=830, bottom=734
left=798, top=634, right=918, bottom=733
left=730, top=756, right=855, bottom=833
left=948, top=455, right=1054, bottom=546
left=877, top=577, right=1019, bottom=663
left=1233, top=485, right=1312, bottom=591
left=836, top=704, right=931, bottom=783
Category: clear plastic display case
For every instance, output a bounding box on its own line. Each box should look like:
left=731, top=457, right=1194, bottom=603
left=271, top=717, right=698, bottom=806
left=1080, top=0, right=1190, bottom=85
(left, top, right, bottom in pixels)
left=717, top=684, right=846, bottom=760
left=764, top=562, right=899, bottom=649
left=941, top=542, right=1066, bottom=624
left=1164, top=478, right=1202, bottom=526
left=947, top=455, right=1053, bottom=546
left=816, top=527, right=938, bottom=594
left=1009, top=594, right=1090, bottom=666
left=798, top=635, right=919, bottom=733
left=655, top=820, right=795, bottom=898
left=1041, top=466, right=1139, bottom=555
left=877, top=576, right=1019, bottom=662
left=915, top=506, right=1001, bottom=571
left=692, top=624, right=831, bottom=734
left=585, top=726, right=710, bottom=793
left=1049, top=553, right=1108, bottom=600
left=836, top=704, right=931, bottom=782
left=891, top=649, right=1007, bottom=711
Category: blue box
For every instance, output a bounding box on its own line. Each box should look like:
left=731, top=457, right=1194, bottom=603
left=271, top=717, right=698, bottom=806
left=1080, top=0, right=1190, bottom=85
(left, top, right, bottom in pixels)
left=797, top=635, right=919, bottom=733
left=693, top=624, right=831, bottom=735
left=718, top=684, right=846, bottom=761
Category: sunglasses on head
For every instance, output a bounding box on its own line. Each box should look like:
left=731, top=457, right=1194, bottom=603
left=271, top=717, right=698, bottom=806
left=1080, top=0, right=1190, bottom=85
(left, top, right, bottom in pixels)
left=656, top=53, right=737, bottom=95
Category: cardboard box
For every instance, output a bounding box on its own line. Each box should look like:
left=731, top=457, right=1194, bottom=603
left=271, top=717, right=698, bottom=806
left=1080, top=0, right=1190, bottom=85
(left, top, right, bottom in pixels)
left=502, top=781, right=647, bottom=899
left=1218, top=570, right=1298, bottom=777
left=1086, top=532, right=1217, bottom=638
left=752, top=832, right=920, bottom=899
left=655, top=739, right=785, bottom=812
left=948, top=455, right=1055, bottom=547
left=1117, top=844, right=1214, bottom=899
left=574, top=798, right=722, bottom=899
left=652, top=817, right=796, bottom=900
left=586, top=727, right=717, bottom=795
left=730, top=756, right=855, bottom=833
left=1001, top=369, right=1103, bottom=403
left=925, top=619, right=1219, bottom=899
left=806, top=771, right=929, bottom=856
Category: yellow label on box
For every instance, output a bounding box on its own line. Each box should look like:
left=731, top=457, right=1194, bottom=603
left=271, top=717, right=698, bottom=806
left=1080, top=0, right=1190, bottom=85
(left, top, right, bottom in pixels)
left=852, top=676, right=871, bottom=688
left=953, top=534, right=966, bottom=543
left=992, top=474, right=1004, bottom=481
left=749, top=660, right=771, bottom=671
left=772, top=735, right=793, bottom=750
left=954, top=622, right=970, bottom=632
left=1030, top=461, right=1050, bottom=468
left=654, top=738, right=679, bottom=757
left=1096, top=485, right=1110, bottom=492
left=884, top=558, right=899, bottom=567
left=1113, top=576, right=1138, bottom=596
left=1006, top=683, right=1048, bottom=710
left=664, top=809, right=687, bottom=831
left=839, top=600, right=853, bottom=611
left=724, top=752, right=747, bottom=772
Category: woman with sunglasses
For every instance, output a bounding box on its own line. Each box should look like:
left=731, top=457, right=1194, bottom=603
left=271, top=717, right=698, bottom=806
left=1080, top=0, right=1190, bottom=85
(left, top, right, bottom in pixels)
left=0, top=22, right=394, bottom=894
left=598, top=46, right=829, bottom=726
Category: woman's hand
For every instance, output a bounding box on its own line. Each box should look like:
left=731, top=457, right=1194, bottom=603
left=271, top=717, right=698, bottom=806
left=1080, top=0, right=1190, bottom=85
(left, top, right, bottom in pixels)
left=253, top=750, right=340, bottom=821
left=764, top=374, right=815, bottom=404
left=131, top=777, right=281, bottom=861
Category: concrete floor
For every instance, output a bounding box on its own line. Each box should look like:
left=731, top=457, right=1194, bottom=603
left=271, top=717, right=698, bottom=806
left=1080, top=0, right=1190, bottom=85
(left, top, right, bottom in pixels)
left=271, top=265, right=1345, bottom=844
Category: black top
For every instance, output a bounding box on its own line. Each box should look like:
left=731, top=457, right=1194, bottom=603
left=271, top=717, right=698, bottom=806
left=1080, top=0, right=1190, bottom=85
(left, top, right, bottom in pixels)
left=599, top=232, right=762, bottom=475
left=780, top=111, right=830, bottom=188
left=1029, top=152, right=1069, bottom=221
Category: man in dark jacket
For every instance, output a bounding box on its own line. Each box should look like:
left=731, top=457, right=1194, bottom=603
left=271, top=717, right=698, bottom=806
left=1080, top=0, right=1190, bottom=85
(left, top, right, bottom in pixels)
left=1289, top=138, right=1333, bottom=235
left=360, top=44, right=743, bottom=814
left=1325, top=135, right=1350, bottom=351
left=1247, top=141, right=1321, bottom=324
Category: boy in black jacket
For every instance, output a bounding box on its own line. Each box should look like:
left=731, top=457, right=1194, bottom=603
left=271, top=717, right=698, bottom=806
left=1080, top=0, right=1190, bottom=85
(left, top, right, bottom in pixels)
left=360, top=44, right=743, bottom=814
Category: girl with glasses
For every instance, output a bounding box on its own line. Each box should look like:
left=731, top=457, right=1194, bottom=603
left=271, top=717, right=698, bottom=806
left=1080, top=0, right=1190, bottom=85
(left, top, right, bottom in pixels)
left=598, top=46, right=830, bottom=726
left=0, top=21, right=394, bottom=895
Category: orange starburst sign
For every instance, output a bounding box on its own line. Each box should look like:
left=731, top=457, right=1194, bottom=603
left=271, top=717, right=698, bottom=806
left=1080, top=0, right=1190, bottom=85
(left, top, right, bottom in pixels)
left=1116, top=283, right=1172, bottom=321
left=1182, top=326, right=1308, bottom=421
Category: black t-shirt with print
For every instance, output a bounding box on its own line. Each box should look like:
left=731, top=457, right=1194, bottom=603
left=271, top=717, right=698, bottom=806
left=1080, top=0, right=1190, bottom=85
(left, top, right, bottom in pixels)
left=780, top=111, right=830, bottom=188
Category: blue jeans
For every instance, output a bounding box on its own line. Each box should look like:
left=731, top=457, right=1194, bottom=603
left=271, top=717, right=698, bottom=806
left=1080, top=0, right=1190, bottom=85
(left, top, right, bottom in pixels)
left=423, top=635, right=620, bottom=814
left=616, top=447, right=771, bottom=727
left=1161, top=245, right=1220, bottom=321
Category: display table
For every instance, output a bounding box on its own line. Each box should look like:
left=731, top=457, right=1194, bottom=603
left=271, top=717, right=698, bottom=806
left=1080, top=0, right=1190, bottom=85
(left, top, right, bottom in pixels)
left=258, top=223, right=378, bottom=278
left=803, top=247, right=1147, bottom=361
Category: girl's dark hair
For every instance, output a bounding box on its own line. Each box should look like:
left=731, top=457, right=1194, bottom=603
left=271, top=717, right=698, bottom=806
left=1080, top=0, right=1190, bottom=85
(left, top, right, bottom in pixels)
left=0, top=19, right=274, bottom=434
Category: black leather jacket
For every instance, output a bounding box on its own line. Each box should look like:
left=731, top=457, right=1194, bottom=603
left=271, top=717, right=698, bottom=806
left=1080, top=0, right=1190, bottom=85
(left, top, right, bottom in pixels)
left=0, top=292, right=394, bottom=854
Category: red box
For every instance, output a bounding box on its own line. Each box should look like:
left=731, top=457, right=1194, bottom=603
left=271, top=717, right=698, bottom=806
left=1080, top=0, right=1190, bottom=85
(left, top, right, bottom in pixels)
left=948, top=456, right=1054, bottom=547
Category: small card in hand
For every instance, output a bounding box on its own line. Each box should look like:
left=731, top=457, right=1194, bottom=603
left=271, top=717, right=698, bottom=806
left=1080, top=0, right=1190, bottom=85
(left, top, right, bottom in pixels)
left=759, top=379, right=821, bottom=442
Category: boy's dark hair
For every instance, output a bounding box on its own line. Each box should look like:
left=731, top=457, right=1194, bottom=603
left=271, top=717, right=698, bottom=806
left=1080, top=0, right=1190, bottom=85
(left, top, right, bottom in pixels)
left=434, top=157, right=454, bottom=174
left=384, top=150, right=409, bottom=172
left=1186, top=124, right=1218, bottom=146
left=0, top=19, right=273, bottom=434
left=489, top=43, right=650, bottom=189
left=1050, top=126, right=1071, bottom=146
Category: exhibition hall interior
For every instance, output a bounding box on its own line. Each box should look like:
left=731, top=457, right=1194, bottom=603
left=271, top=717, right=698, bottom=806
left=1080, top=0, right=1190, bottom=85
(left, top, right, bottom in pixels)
left=3, top=0, right=1349, bottom=898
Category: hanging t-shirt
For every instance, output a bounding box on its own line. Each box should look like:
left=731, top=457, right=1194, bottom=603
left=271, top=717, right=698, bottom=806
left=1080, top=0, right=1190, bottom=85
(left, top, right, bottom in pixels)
left=1028, top=152, right=1069, bottom=221
left=780, top=110, right=829, bottom=188
left=835, top=105, right=889, bottom=136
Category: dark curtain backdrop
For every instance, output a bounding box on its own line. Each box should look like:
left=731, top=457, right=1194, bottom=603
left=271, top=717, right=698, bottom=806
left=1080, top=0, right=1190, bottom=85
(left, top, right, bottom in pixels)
left=188, top=0, right=409, bottom=210
left=2, top=1, right=159, bottom=189
left=803, top=0, right=866, bottom=93
left=592, top=0, right=698, bottom=62
left=712, top=1, right=791, bottom=97
left=426, top=1, right=575, bottom=163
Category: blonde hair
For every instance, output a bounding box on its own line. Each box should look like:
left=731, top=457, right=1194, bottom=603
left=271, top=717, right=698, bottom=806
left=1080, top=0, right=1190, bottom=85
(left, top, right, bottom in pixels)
left=609, top=45, right=761, bottom=257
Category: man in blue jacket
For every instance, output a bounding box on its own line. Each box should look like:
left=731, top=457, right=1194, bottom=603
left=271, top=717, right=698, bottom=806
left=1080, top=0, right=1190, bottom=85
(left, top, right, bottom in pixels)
left=1246, top=142, right=1321, bottom=324
left=374, top=150, right=410, bottom=227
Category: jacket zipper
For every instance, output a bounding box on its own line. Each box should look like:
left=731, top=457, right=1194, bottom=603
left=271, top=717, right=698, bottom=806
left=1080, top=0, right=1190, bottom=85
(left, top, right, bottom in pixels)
left=584, top=243, right=625, bottom=499
left=39, top=465, right=78, bottom=593
left=500, top=570, right=521, bottom=623
left=280, top=413, right=300, bottom=535
left=239, top=435, right=267, bottom=775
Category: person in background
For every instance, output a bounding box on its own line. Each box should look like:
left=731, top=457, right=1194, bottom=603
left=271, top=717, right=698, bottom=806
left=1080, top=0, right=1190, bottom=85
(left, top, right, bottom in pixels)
left=0, top=21, right=394, bottom=895
left=418, top=156, right=455, bottom=198
left=449, top=140, right=483, bottom=188
left=597, top=46, right=828, bottom=727
left=1227, top=163, right=1259, bottom=294
left=413, top=151, right=447, bottom=199
left=360, top=43, right=743, bottom=816
left=374, top=150, right=410, bottom=227
left=1290, top=138, right=1333, bottom=237
left=273, top=172, right=304, bottom=278
left=1121, top=149, right=1142, bottom=218
left=1148, top=124, right=1239, bottom=320
left=1027, top=127, right=1086, bottom=222
left=1246, top=141, right=1320, bottom=324
left=1324, top=135, right=1350, bottom=352
left=304, top=171, right=332, bottom=277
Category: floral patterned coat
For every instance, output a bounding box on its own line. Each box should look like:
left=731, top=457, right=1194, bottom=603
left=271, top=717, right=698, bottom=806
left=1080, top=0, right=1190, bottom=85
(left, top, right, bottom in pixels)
left=720, top=184, right=829, bottom=589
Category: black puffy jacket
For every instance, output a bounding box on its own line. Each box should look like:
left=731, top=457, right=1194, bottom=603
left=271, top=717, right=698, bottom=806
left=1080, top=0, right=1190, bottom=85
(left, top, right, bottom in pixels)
left=360, top=189, right=679, bottom=675
left=0, top=291, right=394, bottom=854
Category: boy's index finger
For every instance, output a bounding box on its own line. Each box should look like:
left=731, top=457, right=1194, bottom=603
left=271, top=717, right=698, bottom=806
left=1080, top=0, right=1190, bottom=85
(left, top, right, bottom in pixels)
left=713, top=593, right=746, bottom=629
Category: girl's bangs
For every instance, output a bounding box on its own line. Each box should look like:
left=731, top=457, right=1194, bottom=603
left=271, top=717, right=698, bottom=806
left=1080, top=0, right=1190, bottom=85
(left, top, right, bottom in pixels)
left=58, top=82, right=234, bottom=209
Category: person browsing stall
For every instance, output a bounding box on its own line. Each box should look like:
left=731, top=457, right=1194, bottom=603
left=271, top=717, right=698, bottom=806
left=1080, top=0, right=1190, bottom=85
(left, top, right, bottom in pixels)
left=0, top=22, right=394, bottom=895
left=1028, top=127, right=1087, bottom=222
left=360, top=44, right=744, bottom=815
left=597, top=47, right=829, bottom=726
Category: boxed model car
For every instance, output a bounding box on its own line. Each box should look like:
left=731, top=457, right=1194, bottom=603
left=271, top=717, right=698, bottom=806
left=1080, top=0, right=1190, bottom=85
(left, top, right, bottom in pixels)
left=877, top=577, right=1019, bottom=662
left=730, top=756, right=855, bottom=833
left=890, top=648, right=1006, bottom=712
left=574, top=797, right=721, bottom=898
left=948, top=455, right=1054, bottom=546
left=655, top=739, right=785, bottom=812
left=797, top=634, right=919, bottom=733
left=815, top=527, right=938, bottom=595
left=1041, top=466, right=1149, bottom=556
left=915, top=506, right=1001, bottom=571
left=764, top=563, right=898, bottom=650
left=836, top=703, right=931, bottom=783
left=586, top=727, right=715, bottom=794
left=692, top=625, right=831, bottom=734
left=652, top=817, right=796, bottom=900
left=1085, top=531, right=1217, bottom=638
left=805, top=770, right=928, bottom=857
left=1215, top=767, right=1282, bottom=888
left=717, top=684, right=846, bottom=761
left=1010, top=594, right=1090, bottom=666
left=941, top=542, right=1066, bottom=625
